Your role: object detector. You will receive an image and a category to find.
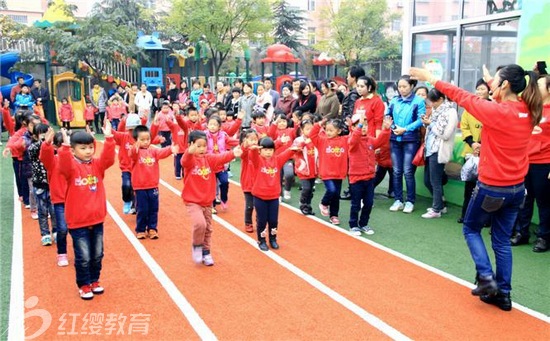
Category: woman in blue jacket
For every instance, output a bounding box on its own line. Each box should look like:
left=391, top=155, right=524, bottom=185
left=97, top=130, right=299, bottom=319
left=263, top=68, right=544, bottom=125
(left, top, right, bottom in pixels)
left=386, top=75, right=426, bottom=213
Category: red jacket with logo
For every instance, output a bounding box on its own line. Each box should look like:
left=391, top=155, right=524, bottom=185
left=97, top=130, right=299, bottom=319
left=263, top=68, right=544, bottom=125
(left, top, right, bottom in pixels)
left=39, top=142, right=67, bottom=204
left=130, top=145, right=173, bottom=190
left=527, top=104, right=550, bottom=164
left=348, top=127, right=390, bottom=183
left=250, top=147, right=296, bottom=200
left=309, top=123, right=348, bottom=180
left=182, top=151, right=235, bottom=206
left=293, top=136, right=317, bottom=180
left=436, top=81, right=533, bottom=186
left=240, top=146, right=256, bottom=192
left=58, top=137, right=116, bottom=229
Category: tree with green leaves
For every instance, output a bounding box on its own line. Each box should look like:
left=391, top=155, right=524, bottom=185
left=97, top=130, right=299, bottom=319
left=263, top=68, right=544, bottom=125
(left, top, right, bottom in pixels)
left=317, top=0, right=401, bottom=67
left=28, top=0, right=158, bottom=77
left=167, top=0, right=272, bottom=79
left=272, top=0, right=306, bottom=51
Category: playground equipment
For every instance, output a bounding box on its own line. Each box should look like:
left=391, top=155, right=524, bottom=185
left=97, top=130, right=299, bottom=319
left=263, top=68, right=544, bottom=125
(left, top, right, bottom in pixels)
left=52, top=71, right=86, bottom=128
left=260, top=44, right=301, bottom=93
left=0, top=52, right=34, bottom=100
left=136, top=32, right=168, bottom=91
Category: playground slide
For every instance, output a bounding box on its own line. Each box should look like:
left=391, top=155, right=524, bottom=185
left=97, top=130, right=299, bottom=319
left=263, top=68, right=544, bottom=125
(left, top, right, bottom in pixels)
left=53, top=72, right=86, bottom=128
left=0, top=51, right=34, bottom=100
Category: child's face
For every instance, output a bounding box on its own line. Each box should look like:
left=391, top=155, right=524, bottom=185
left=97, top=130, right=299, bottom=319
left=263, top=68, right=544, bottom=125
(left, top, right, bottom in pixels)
left=72, top=143, right=95, bottom=161
left=246, top=134, right=258, bottom=146
left=188, top=111, right=199, bottom=122
left=161, top=105, right=170, bottom=113
left=232, top=92, right=240, bottom=99
left=156, top=88, right=162, bottom=94
left=172, top=104, right=180, bottom=111
left=219, top=111, right=227, bottom=121
left=137, top=131, right=151, bottom=148
left=207, top=119, right=220, bottom=133
left=62, top=100, right=68, bottom=104
left=193, top=83, right=200, bottom=90
left=282, top=87, right=290, bottom=98
left=257, top=86, right=264, bottom=96
left=204, top=87, right=210, bottom=93
left=260, top=148, right=274, bottom=158
left=325, top=123, right=341, bottom=138
left=277, top=119, right=288, bottom=130
left=193, top=138, right=207, bottom=154
left=302, top=123, right=313, bottom=137
left=255, top=117, right=266, bottom=126
left=200, top=102, right=209, bottom=109
left=22, top=87, right=29, bottom=94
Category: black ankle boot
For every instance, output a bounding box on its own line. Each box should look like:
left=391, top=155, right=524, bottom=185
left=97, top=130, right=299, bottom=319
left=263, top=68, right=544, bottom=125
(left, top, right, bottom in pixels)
left=471, top=274, right=498, bottom=296
left=269, top=238, right=279, bottom=250
left=480, top=292, right=512, bottom=311
left=258, top=239, right=269, bottom=251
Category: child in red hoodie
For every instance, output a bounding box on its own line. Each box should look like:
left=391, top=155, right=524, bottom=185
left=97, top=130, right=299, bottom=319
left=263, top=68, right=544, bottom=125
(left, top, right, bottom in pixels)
left=347, top=114, right=391, bottom=236
left=58, top=121, right=116, bottom=300
left=248, top=137, right=300, bottom=251
left=84, top=101, right=96, bottom=133
left=130, top=125, right=178, bottom=239
left=106, top=97, right=126, bottom=131
left=58, top=98, right=74, bottom=130
left=293, top=119, right=318, bottom=215
left=182, top=131, right=242, bottom=266
left=240, top=129, right=260, bottom=233
left=310, top=118, right=349, bottom=225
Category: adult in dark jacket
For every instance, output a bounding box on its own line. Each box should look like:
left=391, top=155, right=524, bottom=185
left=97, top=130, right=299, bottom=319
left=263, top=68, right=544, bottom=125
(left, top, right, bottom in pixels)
left=341, top=65, right=366, bottom=118
left=293, top=82, right=317, bottom=114
left=31, top=79, right=50, bottom=116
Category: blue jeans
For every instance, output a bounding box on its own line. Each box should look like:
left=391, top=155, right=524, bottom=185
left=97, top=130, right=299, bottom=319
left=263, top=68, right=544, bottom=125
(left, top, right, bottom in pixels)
left=33, top=187, right=57, bottom=236
left=174, top=153, right=183, bottom=178
left=349, top=179, right=375, bottom=228
left=110, top=118, right=120, bottom=132
left=12, top=158, right=23, bottom=199
left=423, top=153, right=445, bottom=212
left=390, top=140, right=419, bottom=203
left=253, top=197, right=279, bottom=241
left=121, top=171, right=134, bottom=203
left=54, top=203, right=68, bottom=254
left=463, top=182, right=525, bottom=294
left=321, top=179, right=342, bottom=217
left=69, top=223, right=104, bottom=287
left=135, top=188, right=159, bottom=232
left=215, top=171, right=229, bottom=205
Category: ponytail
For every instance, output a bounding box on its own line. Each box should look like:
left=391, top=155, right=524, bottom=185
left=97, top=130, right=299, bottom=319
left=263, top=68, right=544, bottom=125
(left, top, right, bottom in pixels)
left=522, top=71, right=543, bottom=126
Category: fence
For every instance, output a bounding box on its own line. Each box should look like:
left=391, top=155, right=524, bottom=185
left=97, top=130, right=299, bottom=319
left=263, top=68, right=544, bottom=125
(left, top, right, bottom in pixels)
left=0, top=38, right=46, bottom=62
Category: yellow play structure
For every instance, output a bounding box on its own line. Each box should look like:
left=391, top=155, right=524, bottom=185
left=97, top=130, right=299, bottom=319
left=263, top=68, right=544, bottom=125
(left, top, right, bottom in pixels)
left=53, top=72, right=86, bottom=128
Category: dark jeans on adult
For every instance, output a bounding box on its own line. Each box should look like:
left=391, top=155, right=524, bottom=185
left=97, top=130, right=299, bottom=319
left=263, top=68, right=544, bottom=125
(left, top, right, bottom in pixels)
left=159, top=130, right=172, bottom=147
left=135, top=188, right=159, bottom=233
left=34, top=187, right=57, bottom=236
left=69, top=223, right=104, bottom=288
left=390, top=140, right=419, bottom=203
left=321, top=179, right=342, bottom=217
left=110, top=118, right=120, bottom=132
left=513, top=163, right=550, bottom=241
left=94, top=112, right=105, bottom=133
left=244, top=192, right=254, bottom=225
left=463, top=182, right=525, bottom=294
left=174, top=153, right=184, bottom=178
left=349, top=179, right=375, bottom=228
left=461, top=181, right=477, bottom=218
left=374, top=165, right=394, bottom=196
left=54, top=203, right=68, bottom=254
left=423, top=153, right=445, bottom=212
left=300, top=178, right=316, bottom=207
left=254, top=197, right=279, bottom=242
left=121, top=171, right=134, bottom=204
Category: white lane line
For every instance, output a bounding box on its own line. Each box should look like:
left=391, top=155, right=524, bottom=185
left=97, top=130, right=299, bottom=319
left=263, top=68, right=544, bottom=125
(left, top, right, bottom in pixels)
left=106, top=201, right=217, bottom=340
left=159, top=179, right=412, bottom=341
left=8, top=178, right=24, bottom=341
left=228, top=179, right=550, bottom=322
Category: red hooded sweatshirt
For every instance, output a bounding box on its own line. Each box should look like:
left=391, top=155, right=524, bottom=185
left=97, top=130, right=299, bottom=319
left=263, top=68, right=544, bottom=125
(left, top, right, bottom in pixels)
left=58, top=103, right=74, bottom=122
left=130, top=145, right=173, bottom=190
left=249, top=147, right=296, bottom=200
left=348, top=127, right=390, bottom=183
left=309, top=123, right=348, bottom=180
left=58, top=137, right=116, bottom=229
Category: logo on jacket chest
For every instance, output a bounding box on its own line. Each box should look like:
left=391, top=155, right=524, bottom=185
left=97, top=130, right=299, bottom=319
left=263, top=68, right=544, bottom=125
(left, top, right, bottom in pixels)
left=261, top=166, right=278, bottom=177
left=139, top=156, right=156, bottom=166
left=75, top=174, right=99, bottom=192
left=326, top=146, right=345, bottom=157
left=192, top=166, right=211, bottom=180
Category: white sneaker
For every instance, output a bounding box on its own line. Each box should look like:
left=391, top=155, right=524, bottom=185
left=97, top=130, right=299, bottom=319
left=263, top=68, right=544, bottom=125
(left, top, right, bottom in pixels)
left=422, top=210, right=441, bottom=218
left=57, top=253, right=69, bottom=266
left=283, top=190, right=291, bottom=200
left=202, top=254, right=214, bottom=266
left=360, top=226, right=375, bottom=235
left=192, top=246, right=203, bottom=264
left=427, top=207, right=447, bottom=214
left=349, top=227, right=362, bottom=236
left=403, top=201, right=415, bottom=214
left=389, top=200, right=404, bottom=212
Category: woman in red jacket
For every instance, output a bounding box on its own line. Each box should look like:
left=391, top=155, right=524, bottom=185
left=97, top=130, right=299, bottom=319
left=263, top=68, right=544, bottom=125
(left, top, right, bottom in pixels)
left=411, top=64, right=542, bottom=311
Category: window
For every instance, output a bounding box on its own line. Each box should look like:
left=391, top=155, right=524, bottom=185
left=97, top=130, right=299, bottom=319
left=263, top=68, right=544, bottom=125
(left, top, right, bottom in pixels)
left=412, top=30, right=457, bottom=82
left=308, top=27, right=316, bottom=45
left=8, top=15, right=28, bottom=24
left=392, top=19, right=401, bottom=31
left=415, top=16, right=428, bottom=26
left=308, top=0, right=316, bottom=11
left=451, top=15, right=460, bottom=21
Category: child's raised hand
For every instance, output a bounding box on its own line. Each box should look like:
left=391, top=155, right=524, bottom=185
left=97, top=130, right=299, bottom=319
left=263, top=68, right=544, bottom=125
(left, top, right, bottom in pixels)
left=171, top=144, right=179, bottom=154
left=482, top=64, right=493, bottom=84
left=233, top=145, right=243, bottom=158
left=248, top=144, right=261, bottom=150
left=289, top=145, right=301, bottom=151
left=280, top=134, right=290, bottom=144
left=319, top=118, right=327, bottom=126
left=158, top=136, right=166, bottom=144
left=2, top=147, right=11, bottom=158
left=103, top=119, right=112, bottom=136
left=61, top=128, right=70, bottom=145
left=153, top=112, right=160, bottom=125
left=187, top=142, right=197, bottom=155
left=382, top=116, right=393, bottom=130
left=44, top=127, right=55, bottom=144
left=237, top=110, right=245, bottom=120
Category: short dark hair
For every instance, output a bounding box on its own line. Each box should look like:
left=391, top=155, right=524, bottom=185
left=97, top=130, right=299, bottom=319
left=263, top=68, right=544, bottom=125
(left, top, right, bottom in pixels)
left=33, top=123, right=49, bottom=138
left=34, top=79, right=42, bottom=84
left=259, top=137, right=275, bottom=149
left=70, top=131, right=94, bottom=147
left=348, top=65, right=366, bottom=81
left=427, top=88, right=446, bottom=102
left=475, top=78, right=489, bottom=89
left=398, top=75, right=418, bottom=88
left=188, top=130, right=207, bottom=144
left=263, top=77, right=273, bottom=83
left=132, top=125, right=150, bottom=140
left=203, top=83, right=211, bottom=89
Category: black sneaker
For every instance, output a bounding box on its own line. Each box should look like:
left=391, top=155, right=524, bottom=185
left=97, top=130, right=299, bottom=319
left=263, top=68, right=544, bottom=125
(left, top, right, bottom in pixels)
left=532, top=238, right=548, bottom=252
left=480, top=292, right=512, bottom=311
left=510, top=232, right=529, bottom=246
left=457, top=216, right=464, bottom=224
left=471, top=275, right=498, bottom=296
left=258, top=241, right=269, bottom=252
left=340, top=190, right=351, bottom=200
left=269, top=239, right=279, bottom=250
